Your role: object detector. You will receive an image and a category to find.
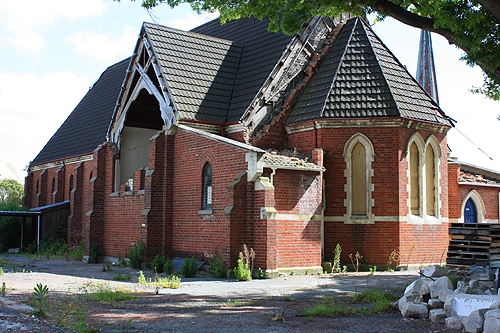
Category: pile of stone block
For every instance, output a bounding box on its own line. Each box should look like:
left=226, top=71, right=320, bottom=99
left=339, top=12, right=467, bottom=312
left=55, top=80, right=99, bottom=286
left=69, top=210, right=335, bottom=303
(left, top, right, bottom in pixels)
left=395, top=265, right=500, bottom=333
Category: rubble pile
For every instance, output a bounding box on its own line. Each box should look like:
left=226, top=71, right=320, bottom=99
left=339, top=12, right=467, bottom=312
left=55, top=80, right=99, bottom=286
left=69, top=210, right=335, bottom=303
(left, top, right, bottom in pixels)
left=395, top=265, right=500, bottom=333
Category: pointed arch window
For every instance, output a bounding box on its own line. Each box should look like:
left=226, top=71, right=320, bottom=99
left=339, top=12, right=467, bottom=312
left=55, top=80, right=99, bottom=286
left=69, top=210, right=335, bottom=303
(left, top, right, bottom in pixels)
left=425, top=145, right=436, bottom=216
left=343, top=133, right=375, bottom=224
left=51, top=177, right=56, bottom=194
left=202, top=162, right=212, bottom=210
left=69, top=175, right=74, bottom=192
left=409, top=142, right=420, bottom=215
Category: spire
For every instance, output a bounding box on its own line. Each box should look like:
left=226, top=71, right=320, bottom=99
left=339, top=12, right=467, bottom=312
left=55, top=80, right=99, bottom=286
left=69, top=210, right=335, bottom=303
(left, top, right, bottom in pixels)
left=416, top=30, right=439, bottom=105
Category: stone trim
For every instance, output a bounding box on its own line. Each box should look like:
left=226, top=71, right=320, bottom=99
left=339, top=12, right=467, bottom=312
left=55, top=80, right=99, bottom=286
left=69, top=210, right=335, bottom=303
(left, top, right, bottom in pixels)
left=29, top=154, right=93, bottom=172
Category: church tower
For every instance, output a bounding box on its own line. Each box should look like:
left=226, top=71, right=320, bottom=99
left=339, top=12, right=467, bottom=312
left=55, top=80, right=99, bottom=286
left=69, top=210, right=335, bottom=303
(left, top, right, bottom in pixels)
left=416, top=30, right=439, bottom=104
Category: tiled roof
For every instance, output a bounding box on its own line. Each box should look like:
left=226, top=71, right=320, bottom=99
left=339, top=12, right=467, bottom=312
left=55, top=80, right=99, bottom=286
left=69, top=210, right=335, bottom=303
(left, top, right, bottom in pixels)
left=145, top=23, right=242, bottom=123
left=263, top=152, right=324, bottom=171
left=191, top=18, right=294, bottom=123
left=30, top=58, right=130, bottom=166
left=286, top=17, right=452, bottom=126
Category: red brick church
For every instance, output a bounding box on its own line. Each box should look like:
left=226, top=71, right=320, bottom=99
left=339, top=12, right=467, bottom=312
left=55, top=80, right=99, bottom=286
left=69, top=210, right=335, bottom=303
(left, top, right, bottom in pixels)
left=24, top=15, right=500, bottom=274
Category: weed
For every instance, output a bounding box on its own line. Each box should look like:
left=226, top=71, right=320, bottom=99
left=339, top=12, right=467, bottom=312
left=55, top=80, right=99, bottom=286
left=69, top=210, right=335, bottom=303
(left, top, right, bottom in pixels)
left=164, top=258, right=174, bottom=274
left=102, top=260, right=112, bottom=272
left=353, top=289, right=398, bottom=313
left=209, top=250, right=226, bottom=278
left=256, top=268, right=266, bottom=279
left=138, top=271, right=147, bottom=285
left=348, top=252, right=363, bottom=273
left=387, top=249, right=400, bottom=272
left=448, top=275, right=460, bottom=289
left=406, top=243, right=416, bottom=269
left=332, top=244, right=342, bottom=273
left=0, top=267, right=3, bottom=275
left=369, top=266, right=377, bottom=275
left=290, top=270, right=295, bottom=276
left=342, top=266, right=348, bottom=273
left=118, top=257, right=128, bottom=267
left=1, top=282, right=5, bottom=294
left=81, top=282, right=136, bottom=303
left=281, top=295, right=292, bottom=301
left=113, top=270, right=131, bottom=281
left=32, top=283, right=50, bottom=317
left=129, top=318, right=133, bottom=327
left=68, top=240, right=85, bottom=261
left=127, top=239, right=145, bottom=269
left=181, top=257, right=198, bottom=277
left=234, top=258, right=251, bottom=281
left=151, top=255, right=166, bottom=273
left=154, top=275, right=181, bottom=289
left=302, top=299, right=356, bottom=317
left=90, top=243, right=100, bottom=263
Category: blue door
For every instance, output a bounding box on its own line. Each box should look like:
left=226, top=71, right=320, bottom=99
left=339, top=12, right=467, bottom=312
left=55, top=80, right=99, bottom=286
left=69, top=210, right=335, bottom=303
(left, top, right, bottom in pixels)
left=464, top=198, right=477, bottom=223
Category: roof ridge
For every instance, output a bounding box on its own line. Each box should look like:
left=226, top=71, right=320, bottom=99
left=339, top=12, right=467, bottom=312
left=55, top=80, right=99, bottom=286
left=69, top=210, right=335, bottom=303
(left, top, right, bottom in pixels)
left=143, top=21, right=241, bottom=46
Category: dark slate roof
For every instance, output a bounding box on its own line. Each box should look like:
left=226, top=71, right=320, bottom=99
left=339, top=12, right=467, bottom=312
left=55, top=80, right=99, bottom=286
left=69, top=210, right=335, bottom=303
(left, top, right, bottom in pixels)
left=286, top=17, right=452, bottom=126
left=191, top=17, right=294, bottom=123
left=145, top=23, right=242, bottom=123
left=30, top=58, right=130, bottom=166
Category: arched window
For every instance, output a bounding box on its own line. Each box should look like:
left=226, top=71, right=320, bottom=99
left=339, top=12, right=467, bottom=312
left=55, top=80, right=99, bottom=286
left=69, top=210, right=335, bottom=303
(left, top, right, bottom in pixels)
left=202, top=162, right=212, bottom=210
left=36, top=179, right=39, bottom=194
left=343, top=133, right=375, bottom=224
left=425, top=145, right=436, bottom=216
left=69, top=175, right=74, bottom=192
left=351, top=142, right=367, bottom=215
left=409, top=142, right=420, bottom=215
left=51, top=177, right=56, bottom=193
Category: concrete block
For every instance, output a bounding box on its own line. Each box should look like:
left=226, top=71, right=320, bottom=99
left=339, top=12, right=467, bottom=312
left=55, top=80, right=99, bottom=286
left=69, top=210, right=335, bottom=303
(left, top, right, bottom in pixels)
left=430, top=276, right=453, bottom=299
left=398, top=292, right=422, bottom=312
left=404, top=278, right=433, bottom=297
left=428, top=298, right=444, bottom=309
left=439, top=288, right=453, bottom=303
left=463, top=308, right=488, bottom=333
left=402, top=302, right=429, bottom=319
left=445, top=316, right=464, bottom=331
left=421, top=265, right=449, bottom=278
left=429, top=308, right=446, bottom=323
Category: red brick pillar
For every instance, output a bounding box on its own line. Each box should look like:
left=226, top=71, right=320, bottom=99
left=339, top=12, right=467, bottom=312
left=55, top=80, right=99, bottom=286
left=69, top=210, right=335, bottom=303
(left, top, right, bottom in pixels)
left=68, top=162, right=84, bottom=245
left=253, top=176, right=278, bottom=277
left=226, top=172, right=248, bottom=267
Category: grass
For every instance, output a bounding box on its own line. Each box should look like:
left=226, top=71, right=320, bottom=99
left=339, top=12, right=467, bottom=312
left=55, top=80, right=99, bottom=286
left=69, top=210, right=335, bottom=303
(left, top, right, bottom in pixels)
left=302, top=288, right=398, bottom=317
left=89, top=288, right=136, bottom=303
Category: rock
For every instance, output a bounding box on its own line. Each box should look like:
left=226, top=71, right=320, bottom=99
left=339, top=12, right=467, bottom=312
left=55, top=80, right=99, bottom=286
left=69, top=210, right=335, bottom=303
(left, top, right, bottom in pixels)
left=429, top=308, right=446, bottom=323
left=439, top=289, right=453, bottom=303
left=398, top=292, right=422, bottom=312
left=421, top=265, right=449, bottom=278
left=430, top=276, right=453, bottom=299
left=470, top=280, right=496, bottom=293
left=428, top=298, right=444, bottom=309
left=457, top=280, right=467, bottom=289
left=484, top=309, right=500, bottom=333
left=455, top=285, right=473, bottom=295
left=404, top=278, right=433, bottom=297
left=444, top=295, right=458, bottom=317
left=470, top=266, right=496, bottom=281
left=402, top=302, right=429, bottom=319
left=463, top=308, right=488, bottom=333
left=445, top=316, right=464, bottom=331
left=489, top=301, right=500, bottom=310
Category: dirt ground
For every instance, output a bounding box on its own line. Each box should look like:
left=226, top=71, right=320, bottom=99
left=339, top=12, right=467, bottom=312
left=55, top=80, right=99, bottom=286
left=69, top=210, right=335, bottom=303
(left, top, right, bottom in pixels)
left=0, top=254, right=459, bottom=333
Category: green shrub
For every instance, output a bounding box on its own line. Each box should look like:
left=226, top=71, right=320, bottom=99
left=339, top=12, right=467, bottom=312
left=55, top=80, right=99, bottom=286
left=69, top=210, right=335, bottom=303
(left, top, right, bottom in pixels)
left=209, top=250, right=226, bottom=278
left=164, top=258, right=174, bottom=274
left=181, top=257, right=198, bottom=277
left=113, top=270, right=131, bottom=281
left=90, top=243, right=100, bottom=263
left=127, top=239, right=145, bottom=269
left=68, top=240, right=85, bottom=261
left=150, top=255, right=166, bottom=273
left=234, top=258, right=251, bottom=281
left=332, top=244, right=342, bottom=273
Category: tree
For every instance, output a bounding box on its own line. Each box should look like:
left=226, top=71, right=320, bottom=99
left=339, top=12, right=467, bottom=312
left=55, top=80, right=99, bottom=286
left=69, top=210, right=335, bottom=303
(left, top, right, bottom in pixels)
left=128, top=0, right=500, bottom=101
left=0, top=179, right=24, bottom=206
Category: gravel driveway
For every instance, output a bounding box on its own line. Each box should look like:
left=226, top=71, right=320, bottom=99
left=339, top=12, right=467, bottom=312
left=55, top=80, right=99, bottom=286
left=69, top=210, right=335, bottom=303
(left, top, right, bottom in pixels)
left=0, top=254, right=456, bottom=332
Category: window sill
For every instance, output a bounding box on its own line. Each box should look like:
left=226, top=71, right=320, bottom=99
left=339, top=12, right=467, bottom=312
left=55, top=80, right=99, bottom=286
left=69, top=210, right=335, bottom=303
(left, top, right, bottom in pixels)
left=198, top=209, right=213, bottom=215
left=110, top=191, right=119, bottom=197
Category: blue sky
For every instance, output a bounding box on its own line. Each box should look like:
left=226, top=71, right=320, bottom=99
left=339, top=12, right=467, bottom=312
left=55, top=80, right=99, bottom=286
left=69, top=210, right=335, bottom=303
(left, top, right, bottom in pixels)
left=0, top=0, right=498, bottom=182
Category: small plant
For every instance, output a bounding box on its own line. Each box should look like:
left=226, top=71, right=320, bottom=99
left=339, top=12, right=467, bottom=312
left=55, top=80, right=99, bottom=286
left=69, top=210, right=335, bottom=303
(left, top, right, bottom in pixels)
left=181, top=257, right=198, bottom=278
left=369, top=266, right=377, bottom=275
left=353, top=289, right=397, bottom=313
left=32, top=283, right=50, bottom=317
left=256, top=268, right=266, bottom=279
left=302, top=299, right=356, bottom=317
left=332, top=243, right=342, bottom=273
left=68, top=240, right=85, bottom=261
left=113, top=270, right=131, bottom=281
left=209, top=250, right=226, bottom=278
left=448, top=274, right=460, bottom=289
left=164, top=258, right=174, bottom=274
left=348, top=252, right=363, bottom=273
left=118, top=257, right=128, bottom=267
left=0, top=267, right=3, bottom=275
left=138, top=271, right=147, bottom=285
left=342, top=266, right=348, bottom=273
left=128, top=239, right=145, bottom=269
left=290, top=270, right=295, bottom=276
left=102, top=260, right=112, bottom=272
left=89, top=243, right=100, bottom=263
left=1, top=282, right=5, bottom=294
left=239, top=244, right=255, bottom=275
left=234, top=258, right=251, bottom=281
left=150, top=255, right=166, bottom=273
left=387, top=249, right=400, bottom=272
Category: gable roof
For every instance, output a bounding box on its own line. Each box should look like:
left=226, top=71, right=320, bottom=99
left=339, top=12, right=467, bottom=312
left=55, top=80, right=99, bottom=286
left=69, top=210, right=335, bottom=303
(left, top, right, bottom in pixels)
left=144, top=23, right=242, bottom=123
left=286, top=17, right=452, bottom=126
left=191, top=18, right=294, bottom=123
left=30, top=58, right=130, bottom=166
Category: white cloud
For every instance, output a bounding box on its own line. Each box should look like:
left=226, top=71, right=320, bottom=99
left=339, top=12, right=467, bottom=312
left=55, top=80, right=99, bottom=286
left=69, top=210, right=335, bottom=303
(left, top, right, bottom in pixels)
left=0, top=70, right=93, bottom=181
left=0, top=0, right=108, bottom=54
left=68, top=28, right=137, bottom=62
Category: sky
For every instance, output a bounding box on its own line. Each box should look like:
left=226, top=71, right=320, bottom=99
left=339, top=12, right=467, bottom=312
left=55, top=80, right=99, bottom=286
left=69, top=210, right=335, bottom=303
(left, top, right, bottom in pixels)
left=0, top=0, right=498, bottom=183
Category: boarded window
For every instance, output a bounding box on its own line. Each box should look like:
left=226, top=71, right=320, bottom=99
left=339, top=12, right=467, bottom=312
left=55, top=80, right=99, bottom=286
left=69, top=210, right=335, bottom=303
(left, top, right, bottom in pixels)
left=425, top=145, right=436, bottom=216
left=202, top=162, right=212, bottom=210
left=351, top=142, right=366, bottom=215
left=409, top=143, right=420, bottom=215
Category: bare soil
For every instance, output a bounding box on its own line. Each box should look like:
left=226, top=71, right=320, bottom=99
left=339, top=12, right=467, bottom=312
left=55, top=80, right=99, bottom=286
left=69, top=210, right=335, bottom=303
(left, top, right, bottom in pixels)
left=0, top=254, right=459, bottom=332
